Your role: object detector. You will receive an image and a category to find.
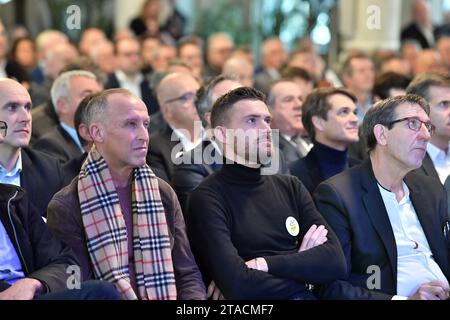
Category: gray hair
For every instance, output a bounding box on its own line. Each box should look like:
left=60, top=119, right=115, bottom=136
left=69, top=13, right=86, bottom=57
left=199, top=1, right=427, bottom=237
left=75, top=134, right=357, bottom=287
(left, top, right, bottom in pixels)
left=196, top=75, right=238, bottom=127
left=84, top=88, right=134, bottom=127
left=50, top=70, right=97, bottom=114
left=362, top=94, right=430, bottom=154
left=266, top=79, right=300, bottom=109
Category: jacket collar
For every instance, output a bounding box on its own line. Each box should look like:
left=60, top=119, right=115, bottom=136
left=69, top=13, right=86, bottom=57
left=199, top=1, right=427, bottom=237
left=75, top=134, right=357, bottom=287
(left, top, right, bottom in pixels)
left=420, top=152, right=440, bottom=180
left=0, top=183, right=25, bottom=202
left=359, top=159, right=450, bottom=286
left=359, top=160, right=398, bottom=287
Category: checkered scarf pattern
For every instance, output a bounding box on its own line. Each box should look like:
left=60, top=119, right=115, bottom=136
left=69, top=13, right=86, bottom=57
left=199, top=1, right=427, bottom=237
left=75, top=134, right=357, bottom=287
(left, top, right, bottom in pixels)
left=77, top=146, right=177, bottom=300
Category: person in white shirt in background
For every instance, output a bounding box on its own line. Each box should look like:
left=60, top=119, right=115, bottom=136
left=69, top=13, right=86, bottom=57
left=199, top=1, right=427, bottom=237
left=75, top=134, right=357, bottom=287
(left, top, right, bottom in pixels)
left=406, top=72, right=450, bottom=185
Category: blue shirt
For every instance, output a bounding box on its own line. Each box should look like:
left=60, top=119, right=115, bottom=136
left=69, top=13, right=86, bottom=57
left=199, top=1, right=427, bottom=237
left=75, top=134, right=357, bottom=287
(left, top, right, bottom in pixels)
left=355, top=95, right=374, bottom=123
left=60, top=122, right=84, bottom=152
left=0, top=220, right=25, bottom=285
left=0, top=153, right=22, bottom=187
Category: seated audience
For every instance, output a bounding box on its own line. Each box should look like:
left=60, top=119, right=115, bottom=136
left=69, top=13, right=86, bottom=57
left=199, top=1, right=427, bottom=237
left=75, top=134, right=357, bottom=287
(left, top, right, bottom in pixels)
left=187, top=87, right=346, bottom=299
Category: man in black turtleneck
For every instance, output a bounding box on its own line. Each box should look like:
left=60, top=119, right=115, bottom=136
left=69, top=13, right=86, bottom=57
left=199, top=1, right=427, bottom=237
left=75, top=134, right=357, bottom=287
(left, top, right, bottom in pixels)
left=290, top=88, right=360, bottom=193
left=186, top=87, right=346, bottom=300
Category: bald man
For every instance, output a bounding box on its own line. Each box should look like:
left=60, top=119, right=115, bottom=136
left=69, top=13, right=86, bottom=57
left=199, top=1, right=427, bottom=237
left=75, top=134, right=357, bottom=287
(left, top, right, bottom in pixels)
left=146, top=73, right=202, bottom=182
left=0, top=79, right=65, bottom=217
left=222, top=57, right=254, bottom=87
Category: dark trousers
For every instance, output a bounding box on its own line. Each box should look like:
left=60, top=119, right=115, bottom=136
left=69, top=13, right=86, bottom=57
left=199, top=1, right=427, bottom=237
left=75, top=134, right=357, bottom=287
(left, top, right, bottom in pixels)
left=36, top=280, right=121, bottom=300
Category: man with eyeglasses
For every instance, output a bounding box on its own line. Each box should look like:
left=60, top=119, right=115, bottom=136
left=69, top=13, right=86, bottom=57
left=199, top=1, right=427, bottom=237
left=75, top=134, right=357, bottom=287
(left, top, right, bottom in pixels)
left=406, top=72, right=450, bottom=185
left=146, top=72, right=202, bottom=182
left=0, top=121, right=6, bottom=139
left=314, top=94, right=450, bottom=300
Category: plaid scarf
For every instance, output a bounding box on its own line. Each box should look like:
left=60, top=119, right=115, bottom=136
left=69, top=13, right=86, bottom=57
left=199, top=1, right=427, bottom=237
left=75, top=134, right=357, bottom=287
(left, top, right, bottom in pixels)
left=77, top=146, right=177, bottom=300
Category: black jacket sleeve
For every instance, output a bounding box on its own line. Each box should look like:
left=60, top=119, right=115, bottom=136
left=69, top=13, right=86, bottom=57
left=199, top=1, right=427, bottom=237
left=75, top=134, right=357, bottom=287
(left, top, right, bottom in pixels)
left=171, top=163, right=208, bottom=213
left=313, top=182, right=393, bottom=300
left=19, top=194, right=79, bottom=294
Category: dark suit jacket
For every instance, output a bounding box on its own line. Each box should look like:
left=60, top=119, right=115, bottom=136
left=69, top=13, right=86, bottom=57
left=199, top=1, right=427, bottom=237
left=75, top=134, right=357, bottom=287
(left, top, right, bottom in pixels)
left=171, top=140, right=222, bottom=212
left=400, top=23, right=434, bottom=49
left=277, top=134, right=309, bottom=165
left=148, top=110, right=167, bottom=134
left=5, top=60, right=29, bottom=83
left=415, top=152, right=450, bottom=220
left=33, top=124, right=83, bottom=163
left=21, top=147, right=66, bottom=218
left=290, top=148, right=360, bottom=194
left=0, top=184, right=77, bottom=293
left=414, top=152, right=440, bottom=181
left=31, top=101, right=59, bottom=143
left=105, top=72, right=160, bottom=114
left=314, top=160, right=450, bottom=299
left=146, top=126, right=181, bottom=183
left=62, top=152, right=88, bottom=187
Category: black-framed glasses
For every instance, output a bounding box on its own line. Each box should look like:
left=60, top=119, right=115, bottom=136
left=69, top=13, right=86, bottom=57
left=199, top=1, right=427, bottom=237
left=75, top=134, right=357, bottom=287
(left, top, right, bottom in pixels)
left=164, top=92, right=196, bottom=104
left=0, top=121, right=7, bottom=138
left=388, top=116, right=435, bottom=136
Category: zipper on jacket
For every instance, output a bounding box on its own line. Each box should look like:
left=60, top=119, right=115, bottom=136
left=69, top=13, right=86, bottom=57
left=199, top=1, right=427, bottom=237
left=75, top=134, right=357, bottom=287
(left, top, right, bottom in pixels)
left=7, top=190, right=30, bottom=275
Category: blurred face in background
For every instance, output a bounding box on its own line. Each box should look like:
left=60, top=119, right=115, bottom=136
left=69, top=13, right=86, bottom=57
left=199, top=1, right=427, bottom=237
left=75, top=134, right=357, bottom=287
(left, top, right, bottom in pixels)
left=178, top=43, right=203, bottom=79
left=13, top=38, right=37, bottom=70
left=0, top=21, right=8, bottom=60
left=262, top=38, right=287, bottom=71
left=270, top=81, right=305, bottom=137
left=116, top=38, right=143, bottom=76
left=344, top=58, right=375, bottom=93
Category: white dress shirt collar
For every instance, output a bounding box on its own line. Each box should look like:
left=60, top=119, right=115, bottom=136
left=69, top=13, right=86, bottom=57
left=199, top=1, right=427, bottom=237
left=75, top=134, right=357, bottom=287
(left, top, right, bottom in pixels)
left=0, top=60, right=7, bottom=78
left=115, top=70, right=144, bottom=99
left=60, top=122, right=84, bottom=152
left=171, top=126, right=204, bottom=152
left=426, top=142, right=450, bottom=184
